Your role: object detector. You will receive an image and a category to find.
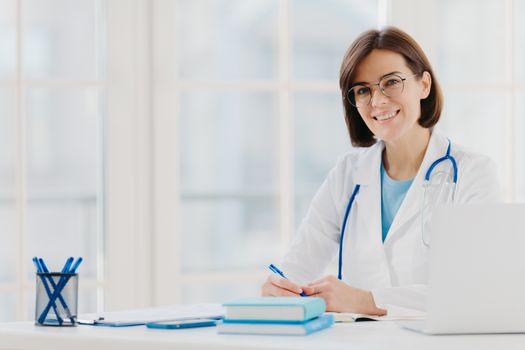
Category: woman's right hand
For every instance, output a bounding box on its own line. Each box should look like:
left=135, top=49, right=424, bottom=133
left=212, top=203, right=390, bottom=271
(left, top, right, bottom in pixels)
left=261, top=274, right=311, bottom=297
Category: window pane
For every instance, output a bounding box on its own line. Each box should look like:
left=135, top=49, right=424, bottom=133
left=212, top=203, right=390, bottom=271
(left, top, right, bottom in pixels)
left=24, top=289, right=34, bottom=321
left=179, top=89, right=279, bottom=272
left=516, top=92, right=525, bottom=201
left=0, top=207, right=16, bottom=283
left=516, top=0, right=525, bottom=82
left=0, top=293, right=16, bottom=321
left=0, top=88, right=17, bottom=283
left=175, top=0, right=279, bottom=80
left=77, top=287, right=98, bottom=314
left=23, top=0, right=100, bottom=80
left=25, top=88, right=101, bottom=279
left=179, top=91, right=278, bottom=192
left=26, top=204, right=98, bottom=276
left=291, top=0, right=379, bottom=80
left=0, top=0, right=16, bottom=80
left=293, top=92, right=349, bottom=227
left=180, top=198, right=279, bottom=272
left=434, top=0, right=505, bottom=84
left=182, top=281, right=261, bottom=304
left=438, top=91, right=506, bottom=184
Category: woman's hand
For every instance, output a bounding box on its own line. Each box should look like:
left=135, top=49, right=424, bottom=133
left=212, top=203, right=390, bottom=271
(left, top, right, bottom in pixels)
left=307, top=275, right=387, bottom=315
left=260, top=274, right=308, bottom=297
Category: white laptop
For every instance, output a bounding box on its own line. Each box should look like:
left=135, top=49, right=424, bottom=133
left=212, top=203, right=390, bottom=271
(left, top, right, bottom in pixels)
left=401, top=203, right=525, bottom=334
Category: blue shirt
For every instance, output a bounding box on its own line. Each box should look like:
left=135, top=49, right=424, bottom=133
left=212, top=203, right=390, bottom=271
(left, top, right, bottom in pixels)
left=380, top=162, right=414, bottom=243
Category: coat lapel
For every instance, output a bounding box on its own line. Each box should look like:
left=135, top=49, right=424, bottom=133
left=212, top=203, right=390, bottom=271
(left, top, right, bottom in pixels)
left=383, top=131, right=450, bottom=245
left=353, top=142, right=384, bottom=244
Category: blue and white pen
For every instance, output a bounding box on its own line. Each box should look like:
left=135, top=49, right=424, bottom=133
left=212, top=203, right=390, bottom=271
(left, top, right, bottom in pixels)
left=268, top=264, right=306, bottom=297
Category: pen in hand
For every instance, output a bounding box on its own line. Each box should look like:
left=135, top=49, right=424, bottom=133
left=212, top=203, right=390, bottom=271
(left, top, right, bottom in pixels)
left=268, top=264, right=307, bottom=297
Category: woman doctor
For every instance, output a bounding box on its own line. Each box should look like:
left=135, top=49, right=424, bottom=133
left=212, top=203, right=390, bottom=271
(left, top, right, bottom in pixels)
left=261, top=27, right=500, bottom=315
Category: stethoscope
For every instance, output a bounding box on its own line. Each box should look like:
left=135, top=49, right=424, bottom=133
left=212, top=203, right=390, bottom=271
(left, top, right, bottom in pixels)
left=337, top=140, right=458, bottom=280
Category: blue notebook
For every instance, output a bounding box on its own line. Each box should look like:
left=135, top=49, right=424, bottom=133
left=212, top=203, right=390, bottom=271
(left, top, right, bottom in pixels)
left=223, top=297, right=325, bottom=322
left=218, top=314, right=334, bottom=336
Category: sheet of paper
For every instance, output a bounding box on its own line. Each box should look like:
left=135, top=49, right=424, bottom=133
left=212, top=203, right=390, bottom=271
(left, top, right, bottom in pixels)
left=78, top=303, right=225, bottom=326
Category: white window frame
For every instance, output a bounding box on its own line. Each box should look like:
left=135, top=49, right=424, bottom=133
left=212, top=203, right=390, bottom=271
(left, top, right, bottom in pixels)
left=1, top=0, right=158, bottom=319
left=104, top=0, right=155, bottom=310
left=6, top=0, right=109, bottom=320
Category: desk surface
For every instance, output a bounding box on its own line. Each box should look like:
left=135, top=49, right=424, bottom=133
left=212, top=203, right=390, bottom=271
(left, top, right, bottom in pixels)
left=1, top=321, right=525, bottom=350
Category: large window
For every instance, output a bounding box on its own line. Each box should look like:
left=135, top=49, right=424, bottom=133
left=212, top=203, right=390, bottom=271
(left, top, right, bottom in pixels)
left=0, top=0, right=105, bottom=321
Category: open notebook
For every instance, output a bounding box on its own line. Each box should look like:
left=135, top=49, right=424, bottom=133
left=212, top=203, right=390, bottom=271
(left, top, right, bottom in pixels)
left=328, top=305, right=426, bottom=322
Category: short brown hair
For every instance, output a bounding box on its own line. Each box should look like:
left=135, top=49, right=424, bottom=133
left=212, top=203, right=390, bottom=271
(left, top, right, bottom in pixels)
left=339, top=27, right=443, bottom=147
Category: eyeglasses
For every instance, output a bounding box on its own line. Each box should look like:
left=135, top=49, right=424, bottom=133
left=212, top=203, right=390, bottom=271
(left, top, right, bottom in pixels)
left=347, top=73, right=420, bottom=108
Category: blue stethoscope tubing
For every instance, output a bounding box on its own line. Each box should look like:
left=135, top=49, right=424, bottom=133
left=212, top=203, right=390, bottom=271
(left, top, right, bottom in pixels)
left=337, top=140, right=457, bottom=280
left=424, top=140, right=457, bottom=183
left=337, top=184, right=360, bottom=280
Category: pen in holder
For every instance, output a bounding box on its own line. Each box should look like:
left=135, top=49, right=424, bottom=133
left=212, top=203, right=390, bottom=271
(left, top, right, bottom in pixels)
left=33, top=257, right=82, bottom=327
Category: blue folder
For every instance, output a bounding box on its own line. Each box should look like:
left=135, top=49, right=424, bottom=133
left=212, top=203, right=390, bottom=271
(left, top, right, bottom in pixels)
left=218, top=314, right=334, bottom=335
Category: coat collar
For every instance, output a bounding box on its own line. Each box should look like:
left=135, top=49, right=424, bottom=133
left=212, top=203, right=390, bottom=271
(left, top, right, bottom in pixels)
left=353, top=131, right=451, bottom=245
left=384, top=130, right=451, bottom=244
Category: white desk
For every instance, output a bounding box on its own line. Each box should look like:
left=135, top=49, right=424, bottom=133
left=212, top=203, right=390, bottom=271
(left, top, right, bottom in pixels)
left=1, top=321, right=525, bottom=350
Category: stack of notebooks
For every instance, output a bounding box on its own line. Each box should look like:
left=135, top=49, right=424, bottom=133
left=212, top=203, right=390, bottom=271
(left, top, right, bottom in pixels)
left=218, top=297, right=334, bottom=336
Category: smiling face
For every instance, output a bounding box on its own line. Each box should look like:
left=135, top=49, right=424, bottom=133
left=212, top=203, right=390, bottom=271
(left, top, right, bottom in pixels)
left=352, top=49, right=431, bottom=144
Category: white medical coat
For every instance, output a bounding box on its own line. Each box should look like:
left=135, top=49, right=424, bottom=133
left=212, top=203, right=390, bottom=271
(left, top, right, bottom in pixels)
left=281, top=131, right=500, bottom=312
